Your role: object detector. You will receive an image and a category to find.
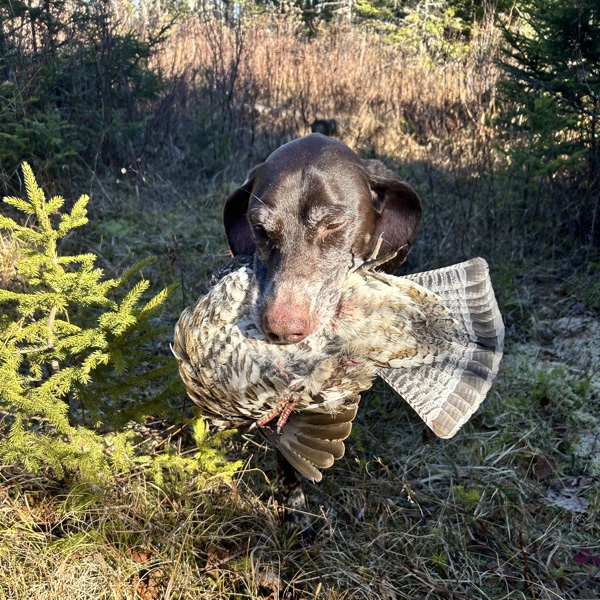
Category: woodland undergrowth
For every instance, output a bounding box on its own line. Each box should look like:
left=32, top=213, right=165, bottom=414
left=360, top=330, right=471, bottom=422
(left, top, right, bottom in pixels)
left=0, top=2, right=599, bottom=598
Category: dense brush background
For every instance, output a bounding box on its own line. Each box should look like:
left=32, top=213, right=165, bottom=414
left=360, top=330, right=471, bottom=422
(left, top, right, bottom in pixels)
left=1, top=0, right=599, bottom=598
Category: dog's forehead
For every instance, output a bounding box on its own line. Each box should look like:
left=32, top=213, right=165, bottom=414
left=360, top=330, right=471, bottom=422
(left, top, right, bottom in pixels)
left=250, top=171, right=364, bottom=226
left=267, top=133, right=359, bottom=163
left=252, top=154, right=368, bottom=212
left=262, top=136, right=364, bottom=182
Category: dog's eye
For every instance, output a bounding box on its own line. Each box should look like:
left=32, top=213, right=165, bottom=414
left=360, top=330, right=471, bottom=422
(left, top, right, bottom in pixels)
left=253, top=225, right=267, bottom=240
left=320, top=220, right=346, bottom=234
left=252, top=224, right=280, bottom=251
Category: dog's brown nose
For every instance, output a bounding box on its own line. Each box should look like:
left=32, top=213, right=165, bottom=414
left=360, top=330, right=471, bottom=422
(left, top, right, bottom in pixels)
left=262, top=309, right=311, bottom=344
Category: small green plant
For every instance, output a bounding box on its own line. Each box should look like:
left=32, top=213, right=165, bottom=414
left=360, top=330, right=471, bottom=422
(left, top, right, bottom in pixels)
left=149, top=415, right=242, bottom=488
left=391, top=7, right=469, bottom=62
left=453, top=484, right=481, bottom=509
left=430, top=551, right=449, bottom=576
left=0, top=163, right=239, bottom=484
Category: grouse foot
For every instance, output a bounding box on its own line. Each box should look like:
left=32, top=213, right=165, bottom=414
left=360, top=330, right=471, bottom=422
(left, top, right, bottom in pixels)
left=249, top=392, right=301, bottom=434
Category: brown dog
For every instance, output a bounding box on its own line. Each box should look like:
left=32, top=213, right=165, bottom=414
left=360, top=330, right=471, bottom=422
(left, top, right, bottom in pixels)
left=223, top=133, right=422, bottom=344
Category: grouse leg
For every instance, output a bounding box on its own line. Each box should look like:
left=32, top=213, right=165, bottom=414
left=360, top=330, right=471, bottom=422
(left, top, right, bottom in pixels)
left=249, top=392, right=301, bottom=434
left=350, top=235, right=404, bottom=274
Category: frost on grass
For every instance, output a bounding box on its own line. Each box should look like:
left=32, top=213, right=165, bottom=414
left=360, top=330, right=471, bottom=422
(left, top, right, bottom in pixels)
left=500, top=334, right=600, bottom=477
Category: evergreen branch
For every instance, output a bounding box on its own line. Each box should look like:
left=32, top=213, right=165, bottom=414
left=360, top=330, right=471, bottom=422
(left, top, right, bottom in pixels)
left=56, top=253, right=99, bottom=266
left=501, top=64, right=595, bottom=118
left=17, top=344, right=55, bottom=355
left=22, top=163, right=54, bottom=235
left=57, top=195, right=89, bottom=237
left=46, top=195, right=65, bottom=215
left=2, top=197, right=36, bottom=216
left=0, top=289, right=22, bottom=302
left=137, top=283, right=179, bottom=321
left=116, top=256, right=157, bottom=285
left=0, top=214, right=22, bottom=229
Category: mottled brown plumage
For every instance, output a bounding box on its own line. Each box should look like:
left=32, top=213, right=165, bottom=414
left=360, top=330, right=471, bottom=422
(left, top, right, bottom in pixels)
left=173, top=257, right=504, bottom=481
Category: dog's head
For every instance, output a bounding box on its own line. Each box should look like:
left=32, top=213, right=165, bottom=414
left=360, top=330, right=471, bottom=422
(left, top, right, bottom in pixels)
left=223, top=134, right=422, bottom=343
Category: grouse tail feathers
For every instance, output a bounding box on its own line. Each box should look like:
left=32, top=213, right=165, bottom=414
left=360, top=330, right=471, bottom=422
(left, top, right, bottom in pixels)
left=379, top=257, right=504, bottom=439
left=260, top=405, right=358, bottom=482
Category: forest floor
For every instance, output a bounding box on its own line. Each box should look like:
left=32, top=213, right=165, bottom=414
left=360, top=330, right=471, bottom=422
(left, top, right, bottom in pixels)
left=0, top=173, right=599, bottom=600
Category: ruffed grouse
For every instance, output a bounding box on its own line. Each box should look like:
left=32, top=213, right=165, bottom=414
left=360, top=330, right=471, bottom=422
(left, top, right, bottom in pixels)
left=173, top=257, right=504, bottom=481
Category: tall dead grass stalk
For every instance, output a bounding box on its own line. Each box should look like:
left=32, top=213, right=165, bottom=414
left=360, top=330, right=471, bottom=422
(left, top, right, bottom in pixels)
left=155, top=5, right=501, bottom=171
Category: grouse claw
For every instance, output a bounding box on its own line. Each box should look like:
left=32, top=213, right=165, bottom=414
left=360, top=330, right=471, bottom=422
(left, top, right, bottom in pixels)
left=352, top=235, right=405, bottom=274
left=249, top=393, right=301, bottom=434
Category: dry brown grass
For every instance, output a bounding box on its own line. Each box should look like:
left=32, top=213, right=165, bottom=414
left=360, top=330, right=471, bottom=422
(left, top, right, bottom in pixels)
left=146, top=6, right=528, bottom=270
left=124, top=3, right=578, bottom=269
left=157, top=5, right=500, bottom=169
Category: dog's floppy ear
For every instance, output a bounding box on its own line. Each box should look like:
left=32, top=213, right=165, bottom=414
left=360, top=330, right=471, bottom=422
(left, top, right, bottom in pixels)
left=363, top=160, right=422, bottom=272
left=223, top=165, right=261, bottom=256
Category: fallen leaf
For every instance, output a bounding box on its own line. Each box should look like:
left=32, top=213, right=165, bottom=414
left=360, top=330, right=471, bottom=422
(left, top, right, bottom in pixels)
left=573, top=547, right=600, bottom=567
left=532, top=455, right=556, bottom=481
left=546, top=477, right=591, bottom=514
left=573, top=548, right=592, bottom=564
left=546, top=490, right=589, bottom=514
left=132, top=568, right=164, bottom=600
left=128, top=547, right=153, bottom=563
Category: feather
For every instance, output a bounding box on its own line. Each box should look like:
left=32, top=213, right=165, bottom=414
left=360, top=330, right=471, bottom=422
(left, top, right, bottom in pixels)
left=173, top=257, right=504, bottom=480
left=379, top=258, right=504, bottom=438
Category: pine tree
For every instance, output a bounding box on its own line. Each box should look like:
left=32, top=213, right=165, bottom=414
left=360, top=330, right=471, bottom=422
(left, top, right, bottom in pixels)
left=497, top=0, right=600, bottom=182
left=0, top=163, right=241, bottom=483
